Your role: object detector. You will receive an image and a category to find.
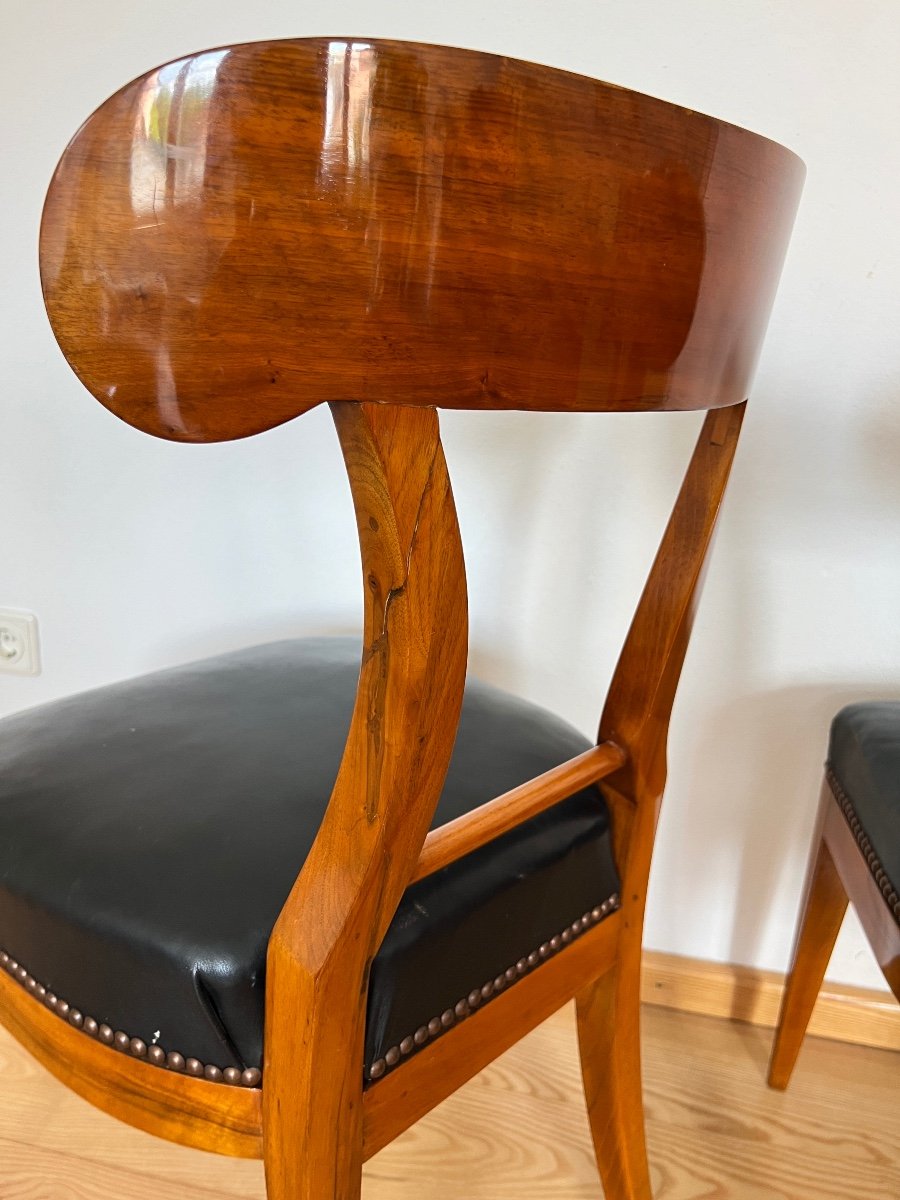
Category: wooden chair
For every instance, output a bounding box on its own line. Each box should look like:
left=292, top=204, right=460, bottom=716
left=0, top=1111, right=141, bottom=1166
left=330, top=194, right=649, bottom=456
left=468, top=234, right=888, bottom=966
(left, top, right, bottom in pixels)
left=3, top=39, right=802, bottom=1198
left=769, top=705, right=900, bottom=1089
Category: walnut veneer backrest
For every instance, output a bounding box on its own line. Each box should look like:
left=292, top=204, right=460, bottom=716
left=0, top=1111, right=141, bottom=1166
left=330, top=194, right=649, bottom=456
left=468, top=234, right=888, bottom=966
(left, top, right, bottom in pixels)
left=40, top=39, right=803, bottom=441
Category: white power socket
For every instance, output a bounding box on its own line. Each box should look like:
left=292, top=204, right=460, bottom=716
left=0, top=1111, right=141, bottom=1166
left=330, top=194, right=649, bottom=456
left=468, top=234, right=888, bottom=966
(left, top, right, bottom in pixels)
left=0, top=610, right=41, bottom=676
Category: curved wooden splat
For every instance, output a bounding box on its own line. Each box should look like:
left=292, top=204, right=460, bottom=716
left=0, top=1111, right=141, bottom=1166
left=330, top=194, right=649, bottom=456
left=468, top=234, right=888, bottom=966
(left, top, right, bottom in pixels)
left=262, top=401, right=467, bottom=1199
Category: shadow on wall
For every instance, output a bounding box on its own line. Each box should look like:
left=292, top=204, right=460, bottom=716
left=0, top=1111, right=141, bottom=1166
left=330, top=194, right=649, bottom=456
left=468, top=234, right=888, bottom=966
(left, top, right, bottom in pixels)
left=860, top=383, right=900, bottom=507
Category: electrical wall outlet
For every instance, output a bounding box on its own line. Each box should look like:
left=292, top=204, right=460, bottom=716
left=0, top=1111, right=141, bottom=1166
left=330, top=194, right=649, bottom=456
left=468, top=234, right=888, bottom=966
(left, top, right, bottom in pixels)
left=0, top=610, right=41, bottom=676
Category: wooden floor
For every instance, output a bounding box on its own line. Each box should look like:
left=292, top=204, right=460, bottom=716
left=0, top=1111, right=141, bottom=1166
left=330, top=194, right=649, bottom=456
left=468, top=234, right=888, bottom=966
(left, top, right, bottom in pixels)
left=0, top=1005, right=896, bottom=1199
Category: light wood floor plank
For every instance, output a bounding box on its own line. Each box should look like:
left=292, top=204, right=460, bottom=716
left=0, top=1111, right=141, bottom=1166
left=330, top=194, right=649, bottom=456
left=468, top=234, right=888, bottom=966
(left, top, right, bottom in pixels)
left=0, top=1004, right=896, bottom=1198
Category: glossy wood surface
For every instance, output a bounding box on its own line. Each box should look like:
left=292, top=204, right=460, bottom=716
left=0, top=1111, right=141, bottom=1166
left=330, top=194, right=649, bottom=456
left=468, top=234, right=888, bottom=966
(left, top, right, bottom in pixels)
left=411, top=742, right=626, bottom=883
left=24, top=37, right=806, bottom=1200
left=41, top=39, right=803, bottom=442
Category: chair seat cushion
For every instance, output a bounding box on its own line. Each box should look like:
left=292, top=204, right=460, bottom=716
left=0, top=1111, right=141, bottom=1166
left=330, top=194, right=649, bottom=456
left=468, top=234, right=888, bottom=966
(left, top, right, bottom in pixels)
left=0, top=637, right=619, bottom=1084
left=828, top=702, right=900, bottom=925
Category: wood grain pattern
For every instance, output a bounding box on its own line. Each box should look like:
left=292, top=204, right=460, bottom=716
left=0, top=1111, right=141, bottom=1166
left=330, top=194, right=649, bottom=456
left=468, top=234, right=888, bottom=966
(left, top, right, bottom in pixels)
left=411, top=743, right=626, bottom=882
left=642, top=949, right=900, bottom=1051
left=0, top=957, right=261, bottom=1158
left=573, top=402, right=747, bottom=1200
left=1, top=1007, right=896, bottom=1200
left=27, top=37, right=806, bottom=1197
left=40, top=39, right=804, bottom=442
left=263, top=402, right=468, bottom=1198
left=767, top=818, right=849, bottom=1090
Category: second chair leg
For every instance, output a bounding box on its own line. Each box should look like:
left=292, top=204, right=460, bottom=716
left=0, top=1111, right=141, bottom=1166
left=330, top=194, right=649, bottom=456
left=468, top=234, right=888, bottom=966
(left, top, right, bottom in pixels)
left=768, top=826, right=849, bottom=1090
left=576, top=946, right=653, bottom=1200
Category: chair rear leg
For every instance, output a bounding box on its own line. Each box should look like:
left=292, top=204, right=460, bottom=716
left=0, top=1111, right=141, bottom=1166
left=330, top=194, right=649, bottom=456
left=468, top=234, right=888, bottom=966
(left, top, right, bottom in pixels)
left=768, top=828, right=848, bottom=1090
left=576, top=933, right=652, bottom=1200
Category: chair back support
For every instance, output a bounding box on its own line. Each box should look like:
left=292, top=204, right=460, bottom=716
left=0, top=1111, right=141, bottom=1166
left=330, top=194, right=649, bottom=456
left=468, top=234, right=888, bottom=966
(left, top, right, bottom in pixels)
left=36, top=42, right=804, bottom=1193
left=40, top=39, right=803, bottom=441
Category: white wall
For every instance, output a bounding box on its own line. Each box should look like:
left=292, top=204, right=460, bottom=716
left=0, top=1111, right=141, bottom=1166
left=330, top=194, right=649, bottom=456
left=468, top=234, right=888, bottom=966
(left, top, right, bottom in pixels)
left=3, top=0, right=899, bottom=990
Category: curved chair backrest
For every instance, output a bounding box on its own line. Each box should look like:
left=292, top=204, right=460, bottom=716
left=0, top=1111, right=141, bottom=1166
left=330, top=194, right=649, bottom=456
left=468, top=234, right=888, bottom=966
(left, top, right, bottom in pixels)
left=40, top=38, right=803, bottom=442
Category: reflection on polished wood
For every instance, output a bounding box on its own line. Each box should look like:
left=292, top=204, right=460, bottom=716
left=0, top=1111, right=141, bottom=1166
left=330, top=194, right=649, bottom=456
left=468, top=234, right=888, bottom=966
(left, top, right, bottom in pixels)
left=42, top=40, right=803, bottom=442
left=25, top=37, right=805, bottom=1199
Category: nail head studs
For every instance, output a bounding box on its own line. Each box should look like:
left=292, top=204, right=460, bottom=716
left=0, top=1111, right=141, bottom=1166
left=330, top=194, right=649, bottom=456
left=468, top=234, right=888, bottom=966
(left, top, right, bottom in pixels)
left=0, top=945, right=264, bottom=1087
left=3, top=893, right=622, bottom=1092
left=362, top=891, right=620, bottom=1084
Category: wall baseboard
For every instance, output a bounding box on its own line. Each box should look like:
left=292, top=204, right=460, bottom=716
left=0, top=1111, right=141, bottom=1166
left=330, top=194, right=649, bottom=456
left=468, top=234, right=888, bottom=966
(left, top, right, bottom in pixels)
left=641, top=950, right=900, bottom=1053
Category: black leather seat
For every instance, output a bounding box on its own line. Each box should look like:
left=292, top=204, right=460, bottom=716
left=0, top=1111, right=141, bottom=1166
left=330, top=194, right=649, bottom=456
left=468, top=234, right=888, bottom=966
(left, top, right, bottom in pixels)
left=827, top=702, right=900, bottom=924
left=0, top=637, right=619, bottom=1084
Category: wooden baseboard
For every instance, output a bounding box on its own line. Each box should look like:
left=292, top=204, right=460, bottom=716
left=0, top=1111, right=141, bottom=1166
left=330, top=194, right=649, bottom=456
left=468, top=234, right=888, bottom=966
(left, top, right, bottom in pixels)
left=641, top=950, right=900, bottom=1053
